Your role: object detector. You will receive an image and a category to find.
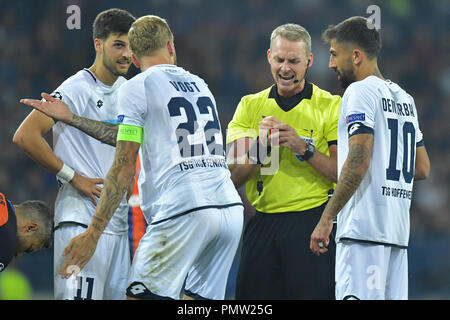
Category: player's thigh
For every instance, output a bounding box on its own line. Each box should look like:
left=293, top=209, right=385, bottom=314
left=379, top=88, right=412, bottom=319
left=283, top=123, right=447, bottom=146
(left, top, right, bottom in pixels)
left=102, top=233, right=130, bottom=300
left=386, top=248, right=408, bottom=300
left=54, top=224, right=109, bottom=300
left=126, top=211, right=220, bottom=299
left=185, top=205, right=244, bottom=300
left=335, top=241, right=389, bottom=300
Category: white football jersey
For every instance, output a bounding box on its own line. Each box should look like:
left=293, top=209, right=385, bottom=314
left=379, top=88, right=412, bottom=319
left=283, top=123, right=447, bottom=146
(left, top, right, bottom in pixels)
left=116, top=64, right=242, bottom=224
left=52, top=69, right=129, bottom=234
left=336, top=76, right=424, bottom=247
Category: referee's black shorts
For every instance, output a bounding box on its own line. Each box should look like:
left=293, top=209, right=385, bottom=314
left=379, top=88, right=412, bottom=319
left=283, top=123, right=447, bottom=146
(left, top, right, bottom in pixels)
left=235, top=201, right=336, bottom=300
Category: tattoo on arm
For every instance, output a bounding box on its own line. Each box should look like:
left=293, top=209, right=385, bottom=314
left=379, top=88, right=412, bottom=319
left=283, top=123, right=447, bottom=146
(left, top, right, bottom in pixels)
left=71, top=115, right=118, bottom=146
left=323, top=134, right=372, bottom=220
left=91, top=141, right=139, bottom=233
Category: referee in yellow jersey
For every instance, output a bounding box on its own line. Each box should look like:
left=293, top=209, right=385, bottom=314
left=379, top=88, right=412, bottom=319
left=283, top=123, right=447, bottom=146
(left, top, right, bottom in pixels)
left=227, top=23, right=341, bottom=299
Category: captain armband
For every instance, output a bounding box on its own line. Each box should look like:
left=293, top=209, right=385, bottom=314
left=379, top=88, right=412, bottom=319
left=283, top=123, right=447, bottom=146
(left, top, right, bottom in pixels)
left=117, top=124, right=143, bottom=144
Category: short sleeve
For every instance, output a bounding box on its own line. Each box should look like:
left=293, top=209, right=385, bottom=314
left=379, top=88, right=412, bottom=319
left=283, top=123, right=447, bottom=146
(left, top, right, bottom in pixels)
left=49, top=81, right=90, bottom=115
left=324, top=95, right=341, bottom=144
left=116, top=81, right=146, bottom=128
left=409, top=97, right=424, bottom=146
left=226, top=97, right=258, bottom=144
left=342, top=81, right=378, bottom=136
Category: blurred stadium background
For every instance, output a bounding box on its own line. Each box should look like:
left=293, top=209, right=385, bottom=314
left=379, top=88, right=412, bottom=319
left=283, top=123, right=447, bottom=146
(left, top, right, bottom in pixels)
left=0, top=0, right=448, bottom=299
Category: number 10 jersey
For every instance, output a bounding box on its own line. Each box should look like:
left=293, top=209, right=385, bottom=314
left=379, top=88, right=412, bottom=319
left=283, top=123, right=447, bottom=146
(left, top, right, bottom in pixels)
left=116, top=64, right=242, bottom=225
left=336, top=76, right=424, bottom=247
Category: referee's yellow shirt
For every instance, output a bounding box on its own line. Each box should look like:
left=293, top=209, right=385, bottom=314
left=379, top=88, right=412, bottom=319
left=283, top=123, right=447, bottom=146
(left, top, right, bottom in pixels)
left=226, top=82, right=341, bottom=213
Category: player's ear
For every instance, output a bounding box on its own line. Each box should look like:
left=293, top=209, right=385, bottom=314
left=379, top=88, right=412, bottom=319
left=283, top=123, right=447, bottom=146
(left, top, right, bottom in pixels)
left=131, top=54, right=140, bottom=69
left=352, top=48, right=363, bottom=65
left=167, top=40, right=175, bottom=57
left=22, top=222, right=38, bottom=234
left=93, top=38, right=103, bottom=55
left=267, top=49, right=271, bottom=64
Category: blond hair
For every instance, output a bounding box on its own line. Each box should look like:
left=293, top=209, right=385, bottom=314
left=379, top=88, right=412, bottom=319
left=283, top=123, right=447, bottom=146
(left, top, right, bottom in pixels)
left=270, top=23, right=311, bottom=56
left=128, top=15, right=173, bottom=58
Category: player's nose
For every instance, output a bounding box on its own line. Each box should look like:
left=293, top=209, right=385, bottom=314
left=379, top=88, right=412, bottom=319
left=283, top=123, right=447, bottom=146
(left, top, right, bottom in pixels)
left=122, top=45, right=132, bottom=59
left=329, top=55, right=336, bottom=69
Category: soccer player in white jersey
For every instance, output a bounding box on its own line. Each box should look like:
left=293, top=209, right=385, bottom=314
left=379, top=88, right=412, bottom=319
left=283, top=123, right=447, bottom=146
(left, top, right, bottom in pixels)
left=310, top=17, right=431, bottom=300
left=24, top=15, right=244, bottom=300
left=14, top=9, right=136, bottom=299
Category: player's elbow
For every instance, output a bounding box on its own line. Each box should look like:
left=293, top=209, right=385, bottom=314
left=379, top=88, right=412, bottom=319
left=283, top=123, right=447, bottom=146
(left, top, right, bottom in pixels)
left=414, top=161, right=430, bottom=181
left=414, top=147, right=431, bottom=181
left=13, top=125, right=43, bottom=155
left=12, top=127, right=28, bottom=150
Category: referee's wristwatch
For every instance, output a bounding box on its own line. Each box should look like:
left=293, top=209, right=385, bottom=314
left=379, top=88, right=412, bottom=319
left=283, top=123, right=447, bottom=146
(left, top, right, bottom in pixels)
left=301, top=142, right=315, bottom=161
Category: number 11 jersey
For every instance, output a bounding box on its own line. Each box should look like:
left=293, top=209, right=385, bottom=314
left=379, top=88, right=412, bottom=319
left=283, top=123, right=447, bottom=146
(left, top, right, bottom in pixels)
left=336, top=76, right=424, bottom=247
left=116, top=64, right=242, bottom=225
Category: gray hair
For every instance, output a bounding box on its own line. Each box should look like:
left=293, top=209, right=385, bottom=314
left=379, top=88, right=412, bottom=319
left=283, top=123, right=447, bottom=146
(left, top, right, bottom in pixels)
left=17, top=200, right=53, bottom=248
left=270, top=23, right=312, bottom=55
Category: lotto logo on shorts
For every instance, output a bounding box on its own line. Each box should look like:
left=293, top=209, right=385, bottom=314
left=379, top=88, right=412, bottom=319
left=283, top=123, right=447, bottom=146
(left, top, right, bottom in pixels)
left=346, top=113, right=365, bottom=123
left=127, top=281, right=151, bottom=298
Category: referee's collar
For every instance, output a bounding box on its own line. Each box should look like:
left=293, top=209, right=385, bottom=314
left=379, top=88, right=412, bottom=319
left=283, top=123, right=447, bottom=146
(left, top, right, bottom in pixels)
left=269, top=81, right=313, bottom=112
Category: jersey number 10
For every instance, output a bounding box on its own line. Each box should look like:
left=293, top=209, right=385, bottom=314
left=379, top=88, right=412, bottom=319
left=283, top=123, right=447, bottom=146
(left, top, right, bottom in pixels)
left=386, top=119, right=415, bottom=184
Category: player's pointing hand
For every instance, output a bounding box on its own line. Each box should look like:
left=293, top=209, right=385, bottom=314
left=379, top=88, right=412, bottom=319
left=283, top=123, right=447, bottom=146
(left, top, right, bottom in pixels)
left=20, top=92, right=75, bottom=124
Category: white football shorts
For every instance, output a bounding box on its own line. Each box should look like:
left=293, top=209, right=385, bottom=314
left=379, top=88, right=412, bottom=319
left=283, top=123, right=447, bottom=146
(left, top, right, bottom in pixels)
left=335, top=240, right=408, bottom=300
left=54, top=224, right=130, bottom=300
left=126, top=205, right=243, bottom=300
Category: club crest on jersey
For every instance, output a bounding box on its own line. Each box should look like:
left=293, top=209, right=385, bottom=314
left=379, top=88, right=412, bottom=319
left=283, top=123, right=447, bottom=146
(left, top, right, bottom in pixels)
left=117, top=115, right=125, bottom=123
left=346, top=113, right=365, bottom=123
left=51, top=91, right=63, bottom=100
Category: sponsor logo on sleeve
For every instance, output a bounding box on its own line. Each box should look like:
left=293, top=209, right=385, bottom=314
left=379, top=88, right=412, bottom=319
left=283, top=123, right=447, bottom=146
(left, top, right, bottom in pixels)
left=346, top=113, right=365, bottom=124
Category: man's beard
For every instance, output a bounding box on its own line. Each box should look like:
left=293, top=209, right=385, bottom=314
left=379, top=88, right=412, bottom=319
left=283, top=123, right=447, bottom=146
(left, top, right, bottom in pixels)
left=103, top=53, right=129, bottom=77
left=336, top=65, right=356, bottom=89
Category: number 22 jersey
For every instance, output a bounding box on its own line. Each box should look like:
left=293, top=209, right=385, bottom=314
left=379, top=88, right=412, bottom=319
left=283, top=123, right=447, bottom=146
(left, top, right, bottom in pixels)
left=116, top=64, right=242, bottom=225
left=336, top=76, right=424, bottom=247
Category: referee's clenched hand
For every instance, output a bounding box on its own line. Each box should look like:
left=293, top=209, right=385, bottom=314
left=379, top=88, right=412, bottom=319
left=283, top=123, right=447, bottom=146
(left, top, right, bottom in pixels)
left=260, top=116, right=308, bottom=155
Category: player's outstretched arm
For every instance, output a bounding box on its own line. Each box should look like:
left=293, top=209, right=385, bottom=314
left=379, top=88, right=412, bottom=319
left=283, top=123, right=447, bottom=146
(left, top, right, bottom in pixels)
left=20, top=93, right=118, bottom=147
left=310, top=133, right=373, bottom=255
left=60, top=140, right=140, bottom=278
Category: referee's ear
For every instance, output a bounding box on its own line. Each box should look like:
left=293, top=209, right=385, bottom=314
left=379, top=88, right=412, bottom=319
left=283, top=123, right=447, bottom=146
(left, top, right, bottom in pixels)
left=307, top=52, right=314, bottom=68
